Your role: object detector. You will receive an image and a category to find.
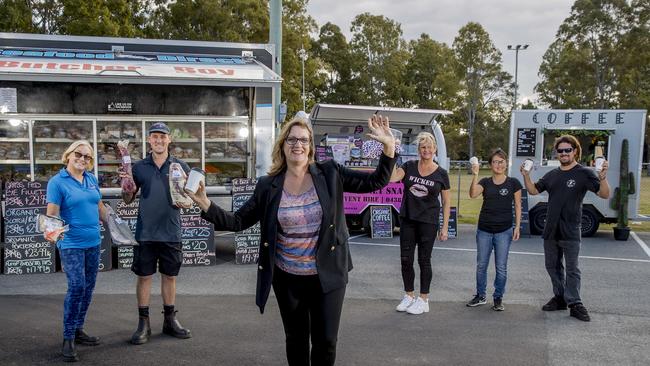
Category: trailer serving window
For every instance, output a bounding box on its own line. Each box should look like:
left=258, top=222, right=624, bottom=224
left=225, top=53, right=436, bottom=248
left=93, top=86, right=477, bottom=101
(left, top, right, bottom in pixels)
left=541, top=129, right=613, bottom=167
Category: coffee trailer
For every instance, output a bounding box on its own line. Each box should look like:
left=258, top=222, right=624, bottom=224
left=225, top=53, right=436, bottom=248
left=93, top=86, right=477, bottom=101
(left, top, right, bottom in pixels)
left=0, top=32, right=281, bottom=204
left=507, top=109, right=647, bottom=236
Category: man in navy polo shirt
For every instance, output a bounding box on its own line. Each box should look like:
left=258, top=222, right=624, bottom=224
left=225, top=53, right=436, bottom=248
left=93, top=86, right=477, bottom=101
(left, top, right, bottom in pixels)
left=121, top=122, right=192, bottom=344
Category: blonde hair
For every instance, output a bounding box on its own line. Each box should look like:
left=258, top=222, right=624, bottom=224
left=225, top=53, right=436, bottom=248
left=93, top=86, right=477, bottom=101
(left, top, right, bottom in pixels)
left=416, top=132, right=437, bottom=151
left=268, top=117, right=315, bottom=176
left=61, top=140, right=94, bottom=170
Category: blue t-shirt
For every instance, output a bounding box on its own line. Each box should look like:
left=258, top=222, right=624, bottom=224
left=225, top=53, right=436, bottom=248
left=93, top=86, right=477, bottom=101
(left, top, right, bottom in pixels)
left=46, top=168, right=101, bottom=249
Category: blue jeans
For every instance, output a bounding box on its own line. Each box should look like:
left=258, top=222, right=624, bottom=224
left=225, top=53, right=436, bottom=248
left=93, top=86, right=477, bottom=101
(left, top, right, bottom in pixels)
left=475, top=229, right=513, bottom=299
left=59, top=245, right=100, bottom=339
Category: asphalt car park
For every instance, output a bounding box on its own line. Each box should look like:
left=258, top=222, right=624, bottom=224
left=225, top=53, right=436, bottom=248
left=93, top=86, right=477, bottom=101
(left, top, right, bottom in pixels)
left=0, top=225, right=648, bottom=365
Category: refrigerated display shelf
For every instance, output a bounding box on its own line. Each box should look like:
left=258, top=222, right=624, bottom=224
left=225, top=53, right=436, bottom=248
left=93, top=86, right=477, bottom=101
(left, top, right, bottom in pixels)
left=1, top=160, right=31, bottom=164
left=0, top=138, right=29, bottom=142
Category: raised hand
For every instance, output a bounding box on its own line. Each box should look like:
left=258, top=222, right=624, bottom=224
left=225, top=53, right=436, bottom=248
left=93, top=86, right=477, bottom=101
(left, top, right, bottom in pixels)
left=366, top=114, right=395, bottom=154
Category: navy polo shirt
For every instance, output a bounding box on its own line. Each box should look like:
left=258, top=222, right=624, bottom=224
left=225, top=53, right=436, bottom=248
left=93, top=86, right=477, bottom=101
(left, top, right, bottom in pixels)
left=46, top=168, right=101, bottom=249
left=132, top=154, right=190, bottom=242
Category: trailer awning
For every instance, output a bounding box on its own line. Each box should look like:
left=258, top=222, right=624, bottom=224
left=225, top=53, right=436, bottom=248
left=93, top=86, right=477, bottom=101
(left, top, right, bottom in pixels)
left=0, top=48, right=281, bottom=87
left=309, top=103, right=452, bottom=128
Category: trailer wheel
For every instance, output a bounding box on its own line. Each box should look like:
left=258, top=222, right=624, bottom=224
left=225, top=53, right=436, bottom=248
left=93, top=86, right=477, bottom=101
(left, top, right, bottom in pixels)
left=529, top=205, right=547, bottom=235
left=581, top=207, right=600, bottom=237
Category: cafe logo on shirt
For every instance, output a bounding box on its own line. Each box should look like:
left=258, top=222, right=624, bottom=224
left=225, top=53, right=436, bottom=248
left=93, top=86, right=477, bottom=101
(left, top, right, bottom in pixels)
left=566, top=179, right=576, bottom=188
left=499, top=188, right=509, bottom=196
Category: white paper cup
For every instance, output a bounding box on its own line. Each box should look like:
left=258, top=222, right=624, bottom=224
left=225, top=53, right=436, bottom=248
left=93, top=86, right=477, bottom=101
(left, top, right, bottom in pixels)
left=185, top=168, right=205, bottom=194
left=523, top=159, right=534, bottom=172
left=595, top=157, right=605, bottom=172
left=469, top=156, right=479, bottom=166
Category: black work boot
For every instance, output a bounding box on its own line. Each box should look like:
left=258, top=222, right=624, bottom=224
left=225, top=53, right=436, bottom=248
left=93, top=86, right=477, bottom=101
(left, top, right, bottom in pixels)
left=542, top=295, right=568, bottom=311
left=162, top=310, right=192, bottom=339
left=75, top=328, right=100, bottom=346
left=62, top=339, right=78, bottom=362
left=130, top=316, right=151, bottom=345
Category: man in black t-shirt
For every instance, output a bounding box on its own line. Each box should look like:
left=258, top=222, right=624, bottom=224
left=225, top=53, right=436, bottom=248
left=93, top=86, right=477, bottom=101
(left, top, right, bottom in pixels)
left=522, top=135, right=610, bottom=322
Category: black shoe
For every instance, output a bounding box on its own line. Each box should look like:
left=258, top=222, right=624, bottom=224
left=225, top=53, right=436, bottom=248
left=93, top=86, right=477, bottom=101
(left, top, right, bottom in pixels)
left=492, top=298, right=505, bottom=311
left=75, top=328, right=100, bottom=346
left=466, top=295, right=487, bottom=307
left=162, top=310, right=192, bottom=339
left=130, top=316, right=151, bottom=345
left=542, top=296, right=567, bottom=311
left=62, top=339, right=78, bottom=362
left=569, top=303, right=591, bottom=322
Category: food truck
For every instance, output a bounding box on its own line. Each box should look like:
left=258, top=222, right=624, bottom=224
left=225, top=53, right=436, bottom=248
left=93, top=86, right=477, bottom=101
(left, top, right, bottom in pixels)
left=507, top=109, right=647, bottom=236
left=309, top=103, right=452, bottom=231
left=0, top=32, right=281, bottom=201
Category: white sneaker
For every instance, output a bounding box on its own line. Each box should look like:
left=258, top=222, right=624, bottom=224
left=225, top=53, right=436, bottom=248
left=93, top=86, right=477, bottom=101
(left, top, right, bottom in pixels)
left=406, top=297, right=429, bottom=315
left=396, top=295, right=415, bottom=312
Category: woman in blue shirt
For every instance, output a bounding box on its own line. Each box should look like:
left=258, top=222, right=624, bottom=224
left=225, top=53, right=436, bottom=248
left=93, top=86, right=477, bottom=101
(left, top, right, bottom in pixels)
left=46, top=140, right=108, bottom=362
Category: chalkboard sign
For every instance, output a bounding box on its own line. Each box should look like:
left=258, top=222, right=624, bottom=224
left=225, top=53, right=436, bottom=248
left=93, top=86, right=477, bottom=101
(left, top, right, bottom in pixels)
left=232, top=178, right=259, bottom=264
left=370, top=206, right=393, bottom=239
left=108, top=199, right=215, bottom=268
left=516, top=128, right=537, bottom=157
left=180, top=205, right=215, bottom=266
left=3, top=181, right=53, bottom=275
left=438, top=206, right=458, bottom=239
left=109, top=199, right=139, bottom=269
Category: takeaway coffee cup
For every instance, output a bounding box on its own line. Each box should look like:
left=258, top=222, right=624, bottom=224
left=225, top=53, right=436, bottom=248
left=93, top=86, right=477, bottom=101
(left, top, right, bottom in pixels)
left=185, top=168, right=205, bottom=194
left=523, top=159, right=534, bottom=172
left=594, top=157, right=605, bottom=172
left=469, top=156, right=479, bottom=166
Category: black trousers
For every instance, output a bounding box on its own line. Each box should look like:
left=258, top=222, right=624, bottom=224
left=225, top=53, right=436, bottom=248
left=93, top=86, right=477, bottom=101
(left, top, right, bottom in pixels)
left=399, top=217, right=437, bottom=294
left=272, top=267, right=346, bottom=366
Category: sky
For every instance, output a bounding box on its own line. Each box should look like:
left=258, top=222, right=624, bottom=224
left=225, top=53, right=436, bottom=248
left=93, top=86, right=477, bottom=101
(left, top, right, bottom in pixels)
left=306, top=0, right=575, bottom=106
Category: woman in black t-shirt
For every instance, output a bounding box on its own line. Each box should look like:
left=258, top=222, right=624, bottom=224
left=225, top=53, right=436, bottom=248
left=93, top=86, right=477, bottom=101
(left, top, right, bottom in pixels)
left=466, top=148, right=522, bottom=311
left=390, top=132, right=450, bottom=315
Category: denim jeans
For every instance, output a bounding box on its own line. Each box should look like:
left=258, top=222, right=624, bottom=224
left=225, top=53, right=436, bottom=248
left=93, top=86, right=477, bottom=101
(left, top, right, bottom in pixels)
left=475, top=228, right=513, bottom=299
left=59, top=245, right=100, bottom=339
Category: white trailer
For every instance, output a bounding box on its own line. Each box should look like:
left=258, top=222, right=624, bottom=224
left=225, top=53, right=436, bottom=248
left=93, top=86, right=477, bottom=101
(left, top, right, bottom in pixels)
left=508, top=109, right=647, bottom=236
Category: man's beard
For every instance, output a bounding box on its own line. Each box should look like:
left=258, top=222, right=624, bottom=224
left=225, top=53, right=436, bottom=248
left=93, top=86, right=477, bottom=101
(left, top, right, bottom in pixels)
left=559, top=157, right=573, bottom=166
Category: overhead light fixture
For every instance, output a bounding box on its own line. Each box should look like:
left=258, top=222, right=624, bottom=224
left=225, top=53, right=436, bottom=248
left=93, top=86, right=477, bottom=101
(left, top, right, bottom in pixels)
left=238, top=127, right=249, bottom=138
left=8, top=119, right=21, bottom=127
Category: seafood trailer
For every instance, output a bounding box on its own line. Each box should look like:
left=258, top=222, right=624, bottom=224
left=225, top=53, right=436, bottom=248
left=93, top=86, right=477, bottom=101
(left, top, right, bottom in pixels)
left=0, top=33, right=281, bottom=273
left=309, top=103, right=452, bottom=232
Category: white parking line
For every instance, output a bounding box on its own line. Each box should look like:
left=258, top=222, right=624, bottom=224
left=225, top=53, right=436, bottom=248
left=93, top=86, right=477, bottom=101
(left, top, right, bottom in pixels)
left=349, top=241, right=650, bottom=263
left=631, top=231, right=650, bottom=259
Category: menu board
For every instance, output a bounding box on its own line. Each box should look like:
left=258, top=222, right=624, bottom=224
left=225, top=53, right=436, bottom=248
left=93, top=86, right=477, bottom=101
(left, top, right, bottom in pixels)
left=109, top=199, right=215, bottom=268
left=516, top=128, right=537, bottom=157
left=438, top=206, right=458, bottom=239
left=110, top=199, right=139, bottom=269
left=98, top=221, right=112, bottom=271
left=180, top=205, right=216, bottom=266
left=370, top=206, right=393, bottom=239
left=232, top=178, right=260, bottom=265
left=3, top=181, right=53, bottom=275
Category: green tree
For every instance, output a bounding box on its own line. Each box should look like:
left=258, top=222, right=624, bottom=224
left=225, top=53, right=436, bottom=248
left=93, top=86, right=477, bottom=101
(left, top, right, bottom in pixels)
left=57, top=0, right=152, bottom=37
left=349, top=13, right=408, bottom=106
left=0, top=0, right=37, bottom=33
left=453, top=22, right=512, bottom=159
left=536, top=0, right=631, bottom=108
left=405, top=34, right=459, bottom=111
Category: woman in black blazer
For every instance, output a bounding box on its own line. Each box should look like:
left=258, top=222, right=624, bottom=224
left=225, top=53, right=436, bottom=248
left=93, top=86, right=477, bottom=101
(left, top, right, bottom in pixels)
left=186, top=114, right=397, bottom=366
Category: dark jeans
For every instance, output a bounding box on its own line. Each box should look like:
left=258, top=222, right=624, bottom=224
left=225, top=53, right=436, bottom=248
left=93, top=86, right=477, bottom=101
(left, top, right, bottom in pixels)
left=59, top=245, right=100, bottom=339
left=399, top=217, right=437, bottom=294
left=543, top=239, right=582, bottom=305
left=272, top=267, right=346, bottom=366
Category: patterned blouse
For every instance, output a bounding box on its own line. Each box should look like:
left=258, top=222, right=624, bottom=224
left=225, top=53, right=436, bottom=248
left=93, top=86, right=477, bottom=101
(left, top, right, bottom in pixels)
left=276, top=185, right=323, bottom=275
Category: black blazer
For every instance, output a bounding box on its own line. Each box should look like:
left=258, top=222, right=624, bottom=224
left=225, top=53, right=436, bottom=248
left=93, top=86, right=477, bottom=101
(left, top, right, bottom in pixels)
left=201, top=153, right=397, bottom=313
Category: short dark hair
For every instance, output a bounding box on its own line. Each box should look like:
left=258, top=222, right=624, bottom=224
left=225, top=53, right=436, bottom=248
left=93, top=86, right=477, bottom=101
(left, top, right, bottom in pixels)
left=553, top=135, right=582, bottom=161
left=488, top=148, right=508, bottom=164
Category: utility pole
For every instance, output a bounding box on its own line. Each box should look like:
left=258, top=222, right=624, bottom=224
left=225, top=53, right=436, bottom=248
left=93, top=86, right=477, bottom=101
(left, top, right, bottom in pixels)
left=507, top=44, right=528, bottom=109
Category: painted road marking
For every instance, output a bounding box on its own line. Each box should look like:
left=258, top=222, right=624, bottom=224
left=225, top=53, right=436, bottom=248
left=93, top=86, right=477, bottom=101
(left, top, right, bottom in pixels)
left=631, top=231, right=650, bottom=259
left=349, top=241, right=650, bottom=263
